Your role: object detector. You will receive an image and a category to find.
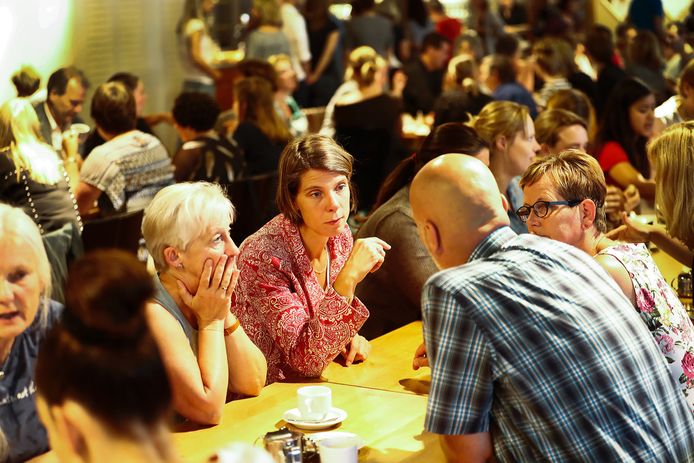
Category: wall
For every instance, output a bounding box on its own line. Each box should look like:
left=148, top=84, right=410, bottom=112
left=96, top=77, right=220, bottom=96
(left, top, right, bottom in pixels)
left=0, top=0, right=75, bottom=103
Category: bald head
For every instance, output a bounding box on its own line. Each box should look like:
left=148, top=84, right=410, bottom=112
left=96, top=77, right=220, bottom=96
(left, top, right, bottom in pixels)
left=410, top=154, right=510, bottom=268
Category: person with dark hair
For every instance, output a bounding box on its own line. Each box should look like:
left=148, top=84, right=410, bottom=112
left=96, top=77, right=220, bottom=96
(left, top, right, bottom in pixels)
left=626, top=30, right=669, bottom=104
left=34, top=250, right=182, bottom=462
left=428, top=1, right=461, bottom=47
left=596, top=77, right=656, bottom=200
left=304, top=0, right=342, bottom=106
left=402, top=32, right=450, bottom=115
left=33, top=66, right=88, bottom=152
left=546, top=88, right=597, bottom=140
left=11, top=65, right=40, bottom=98
left=356, top=123, right=489, bottom=339
left=345, top=0, right=395, bottom=59
left=75, top=82, right=174, bottom=216
left=233, top=76, right=291, bottom=175
left=232, top=134, right=390, bottom=384
left=82, top=72, right=170, bottom=159
left=484, top=54, right=537, bottom=118
left=0, top=204, right=61, bottom=462
left=627, top=0, right=664, bottom=38
left=584, top=25, right=627, bottom=116
left=172, top=92, right=245, bottom=183
left=467, top=0, right=504, bottom=54
left=405, top=0, right=434, bottom=54
left=494, top=33, right=520, bottom=57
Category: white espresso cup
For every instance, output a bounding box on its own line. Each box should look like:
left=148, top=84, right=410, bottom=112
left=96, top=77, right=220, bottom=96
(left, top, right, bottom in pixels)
left=317, top=436, right=359, bottom=463
left=297, top=385, right=331, bottom=421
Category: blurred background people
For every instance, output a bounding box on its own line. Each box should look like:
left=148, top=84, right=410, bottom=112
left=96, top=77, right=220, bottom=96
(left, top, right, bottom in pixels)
left=177, top=0, right=221, bottom=96
left=433, top=54, right=492, bottom=125
left=0, top=99, right=81, bottom=234
left=0, top=204, right=60, bottom=462
left=269, top=54, right=309, bottom=137
left=304, top=0, right=342, bottom=107
left=402, top=32, right=449, bottom=116
left=245, top=0, right=291, bottom=61
left=534, top=108, right=589, bottom=156
left=172, top=91, right=245, bottom=183
left=75, top=82, right=174, bottom=216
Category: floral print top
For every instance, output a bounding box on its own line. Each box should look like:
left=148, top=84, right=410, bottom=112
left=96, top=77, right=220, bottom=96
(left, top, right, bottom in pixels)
left=600, top=243, right=694, bottom=411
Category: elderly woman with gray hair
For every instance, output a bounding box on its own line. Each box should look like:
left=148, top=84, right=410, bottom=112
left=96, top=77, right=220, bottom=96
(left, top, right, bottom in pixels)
left=142, top=182, right=267, bottom=425
left=518, top=149, right=694, bottom=412
left=0, top=203, right=62, bottom=462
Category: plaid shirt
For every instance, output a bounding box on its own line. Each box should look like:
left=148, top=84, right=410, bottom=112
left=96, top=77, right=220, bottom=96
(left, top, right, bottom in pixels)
left=423, top=226, right=694, bottom=462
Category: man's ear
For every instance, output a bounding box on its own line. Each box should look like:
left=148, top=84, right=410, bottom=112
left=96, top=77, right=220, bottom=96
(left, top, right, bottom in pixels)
left=580, top=199, right=597, bottom=230
left=423, top=220, right=442, bottom=256
left=500, top=193, right=510, bottom=212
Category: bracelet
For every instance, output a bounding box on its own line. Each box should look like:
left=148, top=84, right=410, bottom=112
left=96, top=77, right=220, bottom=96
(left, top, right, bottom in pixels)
left=224, top=318, right=241, bottom=336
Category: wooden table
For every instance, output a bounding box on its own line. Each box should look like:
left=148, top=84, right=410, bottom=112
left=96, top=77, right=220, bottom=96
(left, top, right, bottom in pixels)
left=175, top=382, right=443, bottom=463
left=323, top=322, right=430, bottom=396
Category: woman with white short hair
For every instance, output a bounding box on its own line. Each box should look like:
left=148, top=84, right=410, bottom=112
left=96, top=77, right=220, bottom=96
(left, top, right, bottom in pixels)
left=142, top=182, right=267, bottom=425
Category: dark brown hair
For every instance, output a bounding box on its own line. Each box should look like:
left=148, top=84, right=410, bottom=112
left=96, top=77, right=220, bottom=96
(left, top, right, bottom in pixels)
left=374, top=123, right=488, bottom=208
left=35, top=250, right=172, bottom=436
left=276, top=135, right=355, bottom=224
left=235, top=77, right=290, bottom=144
left=91, top=82, right=136, bottom=135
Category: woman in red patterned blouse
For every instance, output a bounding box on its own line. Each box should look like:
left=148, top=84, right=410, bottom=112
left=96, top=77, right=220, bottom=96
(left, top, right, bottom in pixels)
left=232, top=134, right=390, bottom=384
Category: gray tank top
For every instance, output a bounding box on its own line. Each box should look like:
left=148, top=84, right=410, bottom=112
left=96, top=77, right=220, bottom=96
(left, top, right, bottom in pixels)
left=153, top=275, right=198, bottom=356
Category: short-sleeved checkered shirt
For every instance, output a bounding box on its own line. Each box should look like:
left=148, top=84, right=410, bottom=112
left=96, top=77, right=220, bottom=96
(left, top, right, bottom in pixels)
left=423, top=226, right=694, bottom=462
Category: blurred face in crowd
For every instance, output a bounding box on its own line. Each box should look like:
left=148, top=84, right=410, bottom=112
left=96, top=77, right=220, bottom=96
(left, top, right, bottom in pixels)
left=294, top=169, right=351, bottom=239
left=522, top=176, right=585, bottom=247
left=681, top=83, right=694, bottom=118
left=0, top=237, right=42, bottom=345
left=275, top=60, right=298, bottom=93
left=505, top=114, right=540, bottom=177
left=48, top=77, right=86, bottom=127
left=425, top=43, right=451, bottom=71
left=629, top=93, right=656, bottom=138
left=133, top=80, right=147, bottom=117
left=549, top=124, right=589, bottom=154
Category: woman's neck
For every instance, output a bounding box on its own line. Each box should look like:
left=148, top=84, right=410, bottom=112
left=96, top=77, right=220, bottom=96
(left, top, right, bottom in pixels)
left=158, top=270, right=197, bottom=327
left=299, top=224, right=329, bottom=261
left=489, top=154, right=513, bottom=197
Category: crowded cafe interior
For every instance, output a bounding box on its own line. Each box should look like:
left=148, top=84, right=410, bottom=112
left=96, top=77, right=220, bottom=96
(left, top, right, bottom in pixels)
left=3, top=0, right=694, bottom=461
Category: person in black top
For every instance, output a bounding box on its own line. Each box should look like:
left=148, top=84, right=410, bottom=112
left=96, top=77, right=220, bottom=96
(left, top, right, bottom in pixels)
left=584, top=25, right=627, bottom=117
left=172, top=92, right=245, bottom=183
left=402, top=32, right=450, bottom=116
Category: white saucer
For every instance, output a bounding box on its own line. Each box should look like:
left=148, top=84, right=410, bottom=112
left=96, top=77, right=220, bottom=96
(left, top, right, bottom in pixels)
left=283, top=407, right=347, bottom=430
left=307, top=431, right=365, bottom=449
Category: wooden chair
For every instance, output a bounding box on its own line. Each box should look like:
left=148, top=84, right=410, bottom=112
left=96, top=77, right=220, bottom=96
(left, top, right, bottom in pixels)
left=223, top=171, right=279, bottom=244
left=81, top=209, right=145, bottom=255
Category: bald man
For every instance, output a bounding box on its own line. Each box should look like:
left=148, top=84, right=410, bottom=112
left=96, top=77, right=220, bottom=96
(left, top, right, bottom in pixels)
left=410, top=154, right=694, bottom=463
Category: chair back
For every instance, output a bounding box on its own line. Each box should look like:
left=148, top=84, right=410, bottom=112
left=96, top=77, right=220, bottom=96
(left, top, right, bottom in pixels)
left=223, top=172, right=279, bottom=244
left=81, top=209, right=145, bottom=255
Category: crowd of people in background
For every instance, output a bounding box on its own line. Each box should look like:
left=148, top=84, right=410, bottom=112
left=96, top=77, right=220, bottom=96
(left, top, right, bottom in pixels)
left=5, top=0, right=694, bottom=461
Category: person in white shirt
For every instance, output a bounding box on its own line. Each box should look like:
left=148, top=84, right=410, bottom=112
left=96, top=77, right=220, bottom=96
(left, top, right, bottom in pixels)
left=177, top=0, right=221, bottom=96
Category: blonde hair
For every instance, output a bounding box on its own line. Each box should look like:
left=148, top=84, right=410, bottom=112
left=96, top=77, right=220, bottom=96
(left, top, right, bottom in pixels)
left=469, top=101, right=529, bottom=150
left=268, top=53, right=292, bottom=70
left=0, top=99, right=62, bottom=185
left=142, top=182, right=236, bottom=271
left=445, top=55, right=480, bottom=95
left=519, top=149, right=607, bottom=233
left=345, top=46, right=385, bottom=88
left=648, top=121, right=694, bottom=243
left=253, top=0, right=283, bottom=26
left=0, top=203, right=52, bottom=325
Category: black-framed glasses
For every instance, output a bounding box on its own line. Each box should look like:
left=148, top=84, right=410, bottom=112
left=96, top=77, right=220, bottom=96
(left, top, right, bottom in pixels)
left=516, top=199, right=582, bottom=223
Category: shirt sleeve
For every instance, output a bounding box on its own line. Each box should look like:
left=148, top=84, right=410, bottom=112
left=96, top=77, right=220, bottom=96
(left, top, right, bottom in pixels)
left=234, top=238, right=369, bottom=378
left=79, top=149, right=125, bottom=211
left=422, top=279, right=494, bottom=435
left=597, top=141, right=630, bottom=174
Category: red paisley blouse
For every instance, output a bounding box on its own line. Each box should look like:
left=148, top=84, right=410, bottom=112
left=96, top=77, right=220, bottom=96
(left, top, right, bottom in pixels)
left=231, top=214, right=369, bottom=384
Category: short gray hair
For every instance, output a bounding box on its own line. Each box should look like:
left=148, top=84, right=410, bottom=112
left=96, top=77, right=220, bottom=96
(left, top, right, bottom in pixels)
left=142, top=183, right=235, bottom=271
left=0, top=203, right=51, bottom=325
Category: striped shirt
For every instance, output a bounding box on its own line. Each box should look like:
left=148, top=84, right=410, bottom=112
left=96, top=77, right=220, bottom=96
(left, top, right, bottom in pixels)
left=80, top=130, right=174, bottom=213
left=423, top=226, right=694, bottom=462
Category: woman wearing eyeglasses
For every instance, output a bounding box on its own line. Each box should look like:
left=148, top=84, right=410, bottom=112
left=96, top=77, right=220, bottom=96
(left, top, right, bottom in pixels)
left=518, top=149, right=694, bottom=411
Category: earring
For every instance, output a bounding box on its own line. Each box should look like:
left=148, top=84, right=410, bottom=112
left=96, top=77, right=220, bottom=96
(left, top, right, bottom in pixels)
left=177, top=263, right=184, bottom=270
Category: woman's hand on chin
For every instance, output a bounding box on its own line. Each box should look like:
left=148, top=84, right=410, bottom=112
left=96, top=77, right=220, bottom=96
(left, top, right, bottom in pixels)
left=176, top=256, right=239, bottom=327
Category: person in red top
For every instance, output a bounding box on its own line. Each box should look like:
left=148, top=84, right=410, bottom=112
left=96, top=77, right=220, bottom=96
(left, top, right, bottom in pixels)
left=429, top=1, right=461, bottom=50
left=231, top=134, right=390, bottom=384
left=595, top=77, right=656, bottom=201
